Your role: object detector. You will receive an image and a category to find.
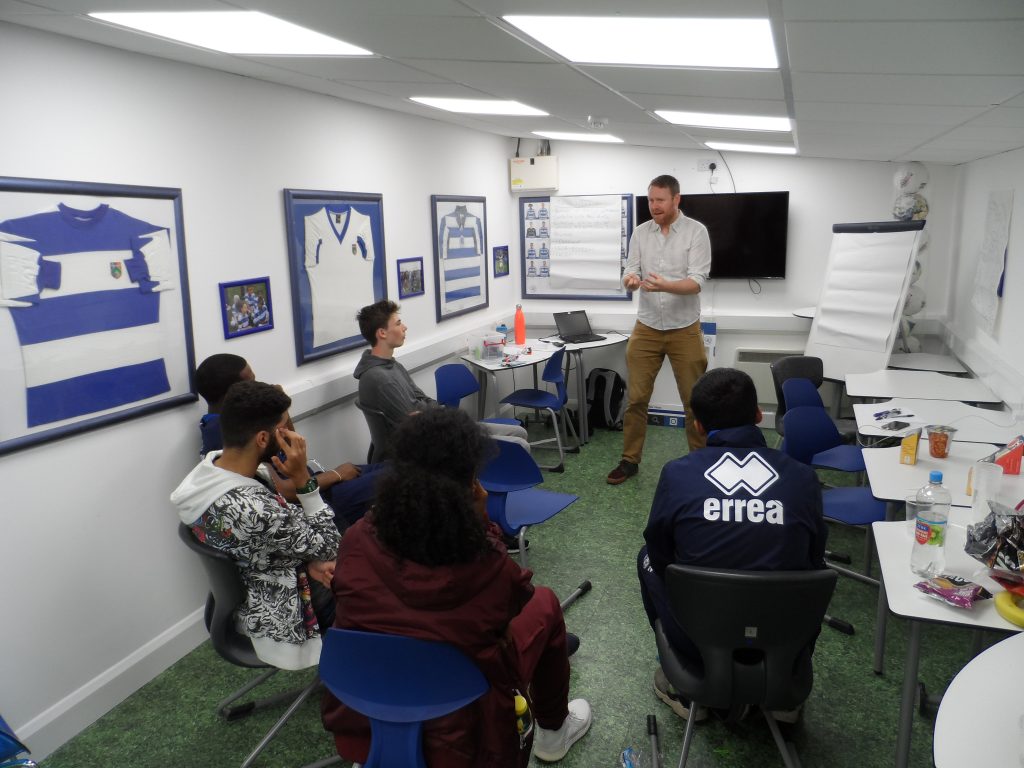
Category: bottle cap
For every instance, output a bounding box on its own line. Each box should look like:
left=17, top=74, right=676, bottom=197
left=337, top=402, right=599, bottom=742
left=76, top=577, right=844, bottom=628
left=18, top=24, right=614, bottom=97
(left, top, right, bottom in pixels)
left=929, top=470, right=943, bottom=483
left=514, top=694, right=528, bottom=715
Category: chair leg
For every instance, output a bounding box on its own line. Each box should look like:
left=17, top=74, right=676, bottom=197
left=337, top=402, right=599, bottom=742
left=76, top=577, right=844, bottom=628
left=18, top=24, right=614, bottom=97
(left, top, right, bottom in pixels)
left=525, top=408, right=567, bottom=471
left=863, top=526, right=875, bottom=579
left=763, top=710, right=802, bottom=768
left=517, top=526, right=529, bottom=569
left=217, top=668, right=279, bottom=719
left=676, top=702, right=698, bottom=768
left=239, top=676, right=322, bottom=768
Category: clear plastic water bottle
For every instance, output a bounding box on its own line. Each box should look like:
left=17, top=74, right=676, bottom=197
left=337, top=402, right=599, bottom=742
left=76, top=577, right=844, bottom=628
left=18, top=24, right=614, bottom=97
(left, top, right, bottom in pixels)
left=910, top=470, right=951, bottom=576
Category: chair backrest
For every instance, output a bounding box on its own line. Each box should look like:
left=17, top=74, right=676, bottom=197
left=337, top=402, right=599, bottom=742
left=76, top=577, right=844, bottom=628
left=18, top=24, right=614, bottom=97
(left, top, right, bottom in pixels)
left=478, top=440, right=543, bottom=534
left=177, top=523, right=264, bottom=669
left=663, top=564, right=837, bottom=712
left=0, top=715, right=30, bottom=764
left=781, top=405, right=844, bottom=464
left=782, top=377, right=825, bottom=411
left=434, top=364, right=480, bottom=409
left=355, top=398, right=393, bottom=464
left=541, top=347, right=567, bottom=404
left=770, top=355, right=824, bottom=422
left=319, top=628, right=489, bottom=768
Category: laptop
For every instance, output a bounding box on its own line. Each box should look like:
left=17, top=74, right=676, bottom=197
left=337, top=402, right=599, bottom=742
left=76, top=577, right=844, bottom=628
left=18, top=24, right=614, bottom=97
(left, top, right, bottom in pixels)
left=553, top=310, right=605, bottom=344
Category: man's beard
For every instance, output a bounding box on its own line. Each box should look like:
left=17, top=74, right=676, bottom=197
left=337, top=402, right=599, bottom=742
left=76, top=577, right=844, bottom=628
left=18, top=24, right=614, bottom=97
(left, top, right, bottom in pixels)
left=259, top=431, right=281, bottom=464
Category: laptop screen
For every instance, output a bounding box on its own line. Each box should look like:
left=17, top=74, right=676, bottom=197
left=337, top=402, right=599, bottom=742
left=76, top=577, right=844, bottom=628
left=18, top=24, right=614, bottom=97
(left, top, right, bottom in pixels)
left=553, top=310, right=593, bottom=338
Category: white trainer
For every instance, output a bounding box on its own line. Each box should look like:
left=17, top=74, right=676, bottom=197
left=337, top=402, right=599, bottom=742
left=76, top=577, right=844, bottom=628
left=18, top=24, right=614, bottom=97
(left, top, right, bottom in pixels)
left=532, top=698, right=593, bottom=762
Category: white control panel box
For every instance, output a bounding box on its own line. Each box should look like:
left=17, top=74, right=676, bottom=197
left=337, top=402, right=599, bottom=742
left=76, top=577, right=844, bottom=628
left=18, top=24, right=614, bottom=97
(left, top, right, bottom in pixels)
left=509, top=156, right=558, bottom=192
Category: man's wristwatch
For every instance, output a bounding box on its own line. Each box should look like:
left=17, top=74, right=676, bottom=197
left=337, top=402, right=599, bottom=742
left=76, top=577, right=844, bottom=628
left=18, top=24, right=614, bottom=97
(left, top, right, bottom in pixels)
left=296, top=477, right=319, bottom=495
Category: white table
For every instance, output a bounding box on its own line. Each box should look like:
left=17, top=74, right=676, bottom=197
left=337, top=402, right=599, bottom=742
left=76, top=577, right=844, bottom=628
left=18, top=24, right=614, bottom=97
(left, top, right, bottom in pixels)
left=872, top=516, right=1020, bottom=768
left=854, top=398, right=1024, bottom=444
left=863, top=442, right=1024, bottom=510
left=933, top=631, right=1024, bottom=767
left=793, top=306, right=816, bottom=319
left=846, top=369, right=1000, bottom=403
left=461, top=333, right=628, bottom=444
left=887, top=353, right=967, bottom=374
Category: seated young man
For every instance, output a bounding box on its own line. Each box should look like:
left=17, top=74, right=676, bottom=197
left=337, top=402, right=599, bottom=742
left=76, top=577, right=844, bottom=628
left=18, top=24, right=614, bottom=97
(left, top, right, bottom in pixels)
left=171, top=381, right=340, bottom=670
left=321, top=408, right=591, bottom=767
left=637, top=367, right=827, bottom=719
left=194, top=353, right=381, bottom=528
left=353, top=300, right=530, bottom=450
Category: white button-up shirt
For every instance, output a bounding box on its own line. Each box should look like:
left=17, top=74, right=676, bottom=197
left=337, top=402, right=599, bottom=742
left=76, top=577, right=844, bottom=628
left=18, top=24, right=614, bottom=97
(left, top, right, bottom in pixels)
left=624, top=213, right=711, bottom=330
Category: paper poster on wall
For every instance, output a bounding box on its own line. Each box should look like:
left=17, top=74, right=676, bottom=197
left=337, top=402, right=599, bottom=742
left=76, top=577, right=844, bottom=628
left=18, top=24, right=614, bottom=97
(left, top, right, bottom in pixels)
left=971, top=189, right=1013, bottom=334
left=0, top=175, right=195, bottom=456
left=521, top=193, right=633, bottom=301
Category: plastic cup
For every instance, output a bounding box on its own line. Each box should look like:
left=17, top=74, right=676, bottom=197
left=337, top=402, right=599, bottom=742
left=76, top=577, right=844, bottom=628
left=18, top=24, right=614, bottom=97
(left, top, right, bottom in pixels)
left=971, top=461, right=1005, bottom=523
left=925, top=425, right=957, bottom=458
left=905, top=496, right=931, bottom=540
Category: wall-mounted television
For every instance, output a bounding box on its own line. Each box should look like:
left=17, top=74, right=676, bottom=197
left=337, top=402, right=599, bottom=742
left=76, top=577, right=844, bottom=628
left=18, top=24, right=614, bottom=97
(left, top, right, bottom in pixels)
left=635, top=191, right=789, bottom=279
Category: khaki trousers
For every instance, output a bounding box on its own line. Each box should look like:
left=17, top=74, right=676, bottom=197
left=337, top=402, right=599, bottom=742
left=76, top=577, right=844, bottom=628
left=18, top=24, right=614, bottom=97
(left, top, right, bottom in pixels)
left=622, top=320, right=707, bottom=462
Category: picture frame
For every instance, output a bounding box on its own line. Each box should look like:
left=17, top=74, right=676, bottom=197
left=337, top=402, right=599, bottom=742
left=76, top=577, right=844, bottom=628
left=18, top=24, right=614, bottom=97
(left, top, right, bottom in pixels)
left=396, top=257, right=425, bottom=299
left=493, top=245, right=510, bottom=278
left=220, top=276, right=274, bottom=339
left=521, top=193, right=634, bottom=301
left=431, top=194, right=489, bottom=322
left=0, top=175, right=195, bottom=456
left=284, top=189, right=386, bottom=364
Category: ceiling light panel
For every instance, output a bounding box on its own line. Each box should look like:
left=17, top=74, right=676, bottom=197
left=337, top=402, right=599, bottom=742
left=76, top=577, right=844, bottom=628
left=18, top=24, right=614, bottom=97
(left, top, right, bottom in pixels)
left=88, top=11, right=372, bottom=56
left=656, top=110, right=791, bottom=131
left=504, top=16, right=777, bottom=68
left=533, top=131, right=623, bottom=143
left=411, top=97, right=547, bottom=115
left=705, top=141, right=796, bottom=154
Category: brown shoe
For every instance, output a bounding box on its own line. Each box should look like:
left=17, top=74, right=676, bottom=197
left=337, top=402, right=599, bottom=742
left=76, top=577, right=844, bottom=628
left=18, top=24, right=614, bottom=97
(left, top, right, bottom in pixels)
left=606, top=460, right=638, bottom=485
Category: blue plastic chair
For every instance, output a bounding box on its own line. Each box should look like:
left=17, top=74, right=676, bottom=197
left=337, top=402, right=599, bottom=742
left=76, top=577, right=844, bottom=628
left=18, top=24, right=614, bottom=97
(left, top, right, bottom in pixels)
left=821, top=487, right=887, bottom=584
left=782, top=377, right=827, bottom=410
left=433, top=363, right=521, bottom=428
left=0, top=715, right=35, bottom=768
left=782, top=406, right=866, bottom=474
left=478, top=439, right=578, bottom=567
left=499, top=348, right=579, bottom=472
left=319, top=628, right=489, bottom=768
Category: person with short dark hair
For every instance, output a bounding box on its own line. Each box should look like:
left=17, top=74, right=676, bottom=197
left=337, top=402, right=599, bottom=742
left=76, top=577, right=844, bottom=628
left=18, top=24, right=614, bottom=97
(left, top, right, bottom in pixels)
left=353, top=300, right=529, bottom=448
left=637, top=367, right=827, bottom=720
left=193, top=353, right=381, bottom=528
left=171, top=380, right=341, bottom=670
left=321, top=408, right=591, bottom=767
left=608, top=174, right=711, bottom=484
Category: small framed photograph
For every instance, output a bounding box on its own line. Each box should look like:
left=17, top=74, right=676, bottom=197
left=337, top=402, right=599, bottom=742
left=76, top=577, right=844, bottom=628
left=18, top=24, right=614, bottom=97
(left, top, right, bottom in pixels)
left=493, top=245, right=510, bottom=278
left=220, top=276, right=273, bottom=339
left=397, top=257, right=424, bottom=299
left=431, top=194, right=488, bottom=322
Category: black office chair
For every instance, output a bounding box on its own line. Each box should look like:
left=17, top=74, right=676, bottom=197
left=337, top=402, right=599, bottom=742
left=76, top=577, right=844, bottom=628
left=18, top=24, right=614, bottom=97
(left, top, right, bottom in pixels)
left=655, top=564, right=838, bottom=768
left=770, top=355, right=856, bottom=440
left=177, top=524, right=322, bottom=768
left=354, top=398, right=393, bottom=464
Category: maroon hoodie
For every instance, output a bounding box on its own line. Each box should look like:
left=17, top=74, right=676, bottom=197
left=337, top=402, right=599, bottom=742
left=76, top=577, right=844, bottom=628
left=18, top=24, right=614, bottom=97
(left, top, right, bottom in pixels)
left=321, top=517, right=535, bottom=767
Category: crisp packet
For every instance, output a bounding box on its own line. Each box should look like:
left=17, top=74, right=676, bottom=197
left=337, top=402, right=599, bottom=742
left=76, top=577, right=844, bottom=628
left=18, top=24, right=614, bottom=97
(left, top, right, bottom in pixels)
left=964, top=500, right=1024, bottom=573
left=914, top=574, right=992, bottom=609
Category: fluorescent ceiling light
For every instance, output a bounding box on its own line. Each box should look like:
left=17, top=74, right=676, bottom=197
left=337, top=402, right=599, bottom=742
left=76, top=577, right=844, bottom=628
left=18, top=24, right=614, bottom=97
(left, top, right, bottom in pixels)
left=533, top=131, right=623, bottom=143
left=504, top=16, right=777, bottom=68
left=88, top=11, right=372, bottom=55
left=657, top=110, right=791, bottom=132
left=411, top=97, right=547, bottom=116
left=706, top=141, right=797, bottom=155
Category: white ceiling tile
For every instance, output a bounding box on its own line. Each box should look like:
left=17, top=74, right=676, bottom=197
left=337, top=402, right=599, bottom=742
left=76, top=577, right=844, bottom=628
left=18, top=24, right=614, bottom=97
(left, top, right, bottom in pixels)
left=343, top=81, right=480, bottom=99
left=782, top=0, right=1024, bottom=22
left=243, top=57, right=445, bottom=83
left=795, top=120, right=945, bottom=140
left=939, top=123, right=1024, bottom=142
left=397, top=60, right=589, bottom=93
left=791, top=73, right=1024, bottom=107
left=1004, top=93, right=1024, bottom=107
left=580, top=66, right=785, bottom=100
left=969, top=106, right=1024, bottom=126
left=627, top=93, right=789, bottom=116
left=786, top=21, right=1024, bottom=76
left=795, top=102, right=987, bottom=125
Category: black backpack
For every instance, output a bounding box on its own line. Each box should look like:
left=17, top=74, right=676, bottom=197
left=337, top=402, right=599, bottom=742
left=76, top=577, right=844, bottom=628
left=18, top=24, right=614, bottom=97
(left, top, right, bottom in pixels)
left=586, top=368, right=625, bottom=431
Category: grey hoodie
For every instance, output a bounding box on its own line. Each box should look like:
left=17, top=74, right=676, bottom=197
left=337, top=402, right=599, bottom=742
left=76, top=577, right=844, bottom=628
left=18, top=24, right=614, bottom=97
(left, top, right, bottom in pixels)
left=353, top=349, right=436, bottom=428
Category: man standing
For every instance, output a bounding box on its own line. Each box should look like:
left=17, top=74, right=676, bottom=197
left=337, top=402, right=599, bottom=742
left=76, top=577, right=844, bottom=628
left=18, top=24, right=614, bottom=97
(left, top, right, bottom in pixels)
left=171, top=381, right=341, bottom=670
left=637, top=368, right=827, bottom=719
left=608, top=175, right=711, bottom=485
left=354, top=300, right=529, bottom=450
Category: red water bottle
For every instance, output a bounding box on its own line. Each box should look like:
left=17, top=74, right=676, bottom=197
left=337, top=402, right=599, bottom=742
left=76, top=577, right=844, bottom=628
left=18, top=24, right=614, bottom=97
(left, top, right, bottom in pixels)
left=514, top=304, right=526, bottom=345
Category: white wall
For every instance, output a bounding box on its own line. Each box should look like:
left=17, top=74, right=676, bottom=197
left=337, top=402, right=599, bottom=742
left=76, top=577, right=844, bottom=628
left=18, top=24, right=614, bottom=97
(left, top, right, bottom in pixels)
left=0, top=22, right=516, bottom=757
left=945, top=146, right=1024, bottom=412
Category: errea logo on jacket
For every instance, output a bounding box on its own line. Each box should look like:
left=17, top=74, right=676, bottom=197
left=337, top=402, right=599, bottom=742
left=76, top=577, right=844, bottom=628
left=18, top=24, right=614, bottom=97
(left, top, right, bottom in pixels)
left=703, top=452, right=784, bottom=524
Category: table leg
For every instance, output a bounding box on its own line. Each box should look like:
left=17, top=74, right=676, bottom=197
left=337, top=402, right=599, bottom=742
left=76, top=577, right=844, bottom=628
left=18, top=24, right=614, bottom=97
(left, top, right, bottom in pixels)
left=873, top=579, right=888, bottom=674
left=475, top=369, right=488, bottom=421
left=573, top=349, right=589, bottom=445
left=895, top=620, right=922, bottom=768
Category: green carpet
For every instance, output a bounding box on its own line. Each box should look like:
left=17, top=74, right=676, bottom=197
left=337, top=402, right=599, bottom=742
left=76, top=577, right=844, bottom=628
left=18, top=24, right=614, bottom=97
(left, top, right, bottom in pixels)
left=41, top=426, right=992, bottom=768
